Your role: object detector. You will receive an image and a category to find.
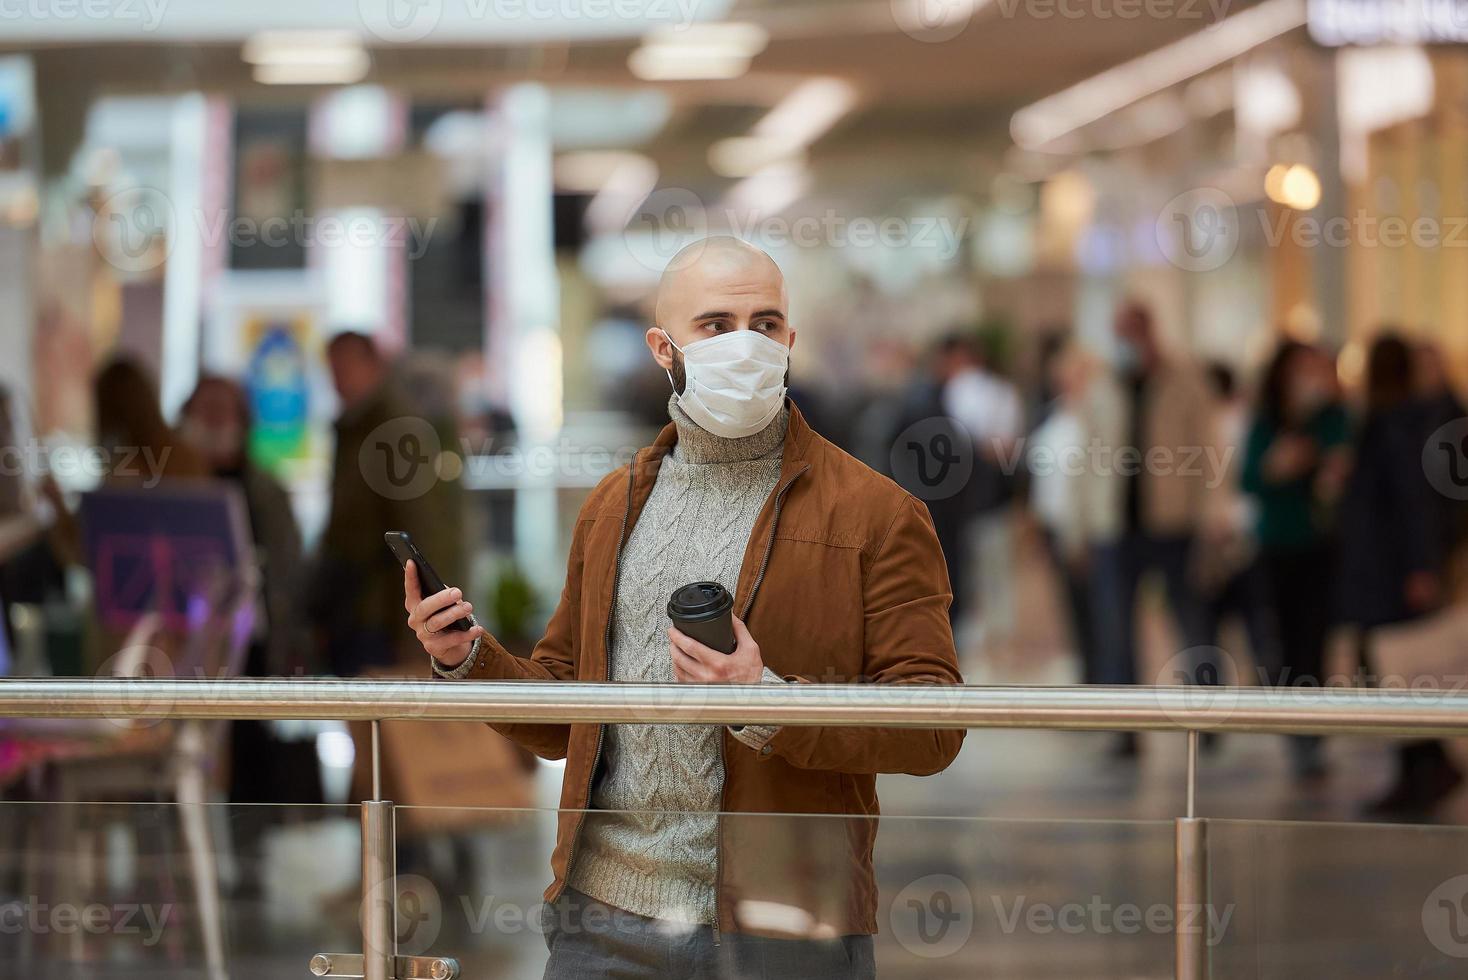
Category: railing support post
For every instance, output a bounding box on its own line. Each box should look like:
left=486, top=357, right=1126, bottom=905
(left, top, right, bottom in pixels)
left=1174, top=816, right=1208, bottom=980
left=361, top=799, right=396, bottom=980
left=1175, top=729, right=1208, bottom=980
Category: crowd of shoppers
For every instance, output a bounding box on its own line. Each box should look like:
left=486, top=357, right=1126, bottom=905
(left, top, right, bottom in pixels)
left=865, top=298, right=1468, bottom=814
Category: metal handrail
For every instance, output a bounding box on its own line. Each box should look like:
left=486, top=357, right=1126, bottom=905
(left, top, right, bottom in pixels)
left=2, top=677, right=1468, bottom=736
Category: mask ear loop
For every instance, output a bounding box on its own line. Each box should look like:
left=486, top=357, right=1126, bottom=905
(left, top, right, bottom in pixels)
left=660, top=329, right=685, bottom=394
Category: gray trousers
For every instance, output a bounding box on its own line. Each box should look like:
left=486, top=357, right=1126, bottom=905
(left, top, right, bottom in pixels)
left=541, top=889, right=876, bottom=980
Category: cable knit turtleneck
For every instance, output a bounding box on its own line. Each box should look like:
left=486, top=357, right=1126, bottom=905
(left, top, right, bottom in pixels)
left=566, top=395, right=788, bottom=924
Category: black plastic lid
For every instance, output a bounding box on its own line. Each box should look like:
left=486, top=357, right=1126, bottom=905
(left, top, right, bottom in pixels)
left=667, top=581, right=733, bottom=622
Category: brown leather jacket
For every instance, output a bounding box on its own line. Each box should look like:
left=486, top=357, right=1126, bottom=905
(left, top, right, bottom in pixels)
left=448, top=400, right=965, bottom=936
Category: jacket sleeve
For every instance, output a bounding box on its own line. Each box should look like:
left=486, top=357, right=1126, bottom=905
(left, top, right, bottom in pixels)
left=760, top=494, right=966, bottom=775
left=432, top=511, right=590, bottom=761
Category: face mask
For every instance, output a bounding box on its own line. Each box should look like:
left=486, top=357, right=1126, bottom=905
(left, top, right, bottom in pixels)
left=662, top=329, right=790, bottom=439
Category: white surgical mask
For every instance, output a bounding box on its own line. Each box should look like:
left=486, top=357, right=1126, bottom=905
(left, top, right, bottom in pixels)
left=662, top=329, right=790, bottom=438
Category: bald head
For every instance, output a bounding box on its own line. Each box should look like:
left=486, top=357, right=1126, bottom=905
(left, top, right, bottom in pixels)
left=647, top=236, right=794, bottom=375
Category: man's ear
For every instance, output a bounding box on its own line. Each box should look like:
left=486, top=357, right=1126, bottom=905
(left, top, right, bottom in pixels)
left=787, top=327, right=796, bottom=353
left=646, top=326, right=676, bottom=371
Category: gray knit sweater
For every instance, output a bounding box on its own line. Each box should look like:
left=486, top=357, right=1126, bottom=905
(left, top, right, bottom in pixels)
left=565, top=396, right=788, bottom=924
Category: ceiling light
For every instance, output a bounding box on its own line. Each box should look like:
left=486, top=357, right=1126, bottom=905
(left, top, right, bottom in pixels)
left=253, top=59, right=370, bottom=86
left=1010, top=0, right=1306, bottom=149
left=243, top=30, right=369, bottom=86
left=753, top=77, right=859, bottom=149
left=709, top=136, right=804, bottom=178
left=628, top=48, right=749, bottom=81
left=642, top=22, right=768, bottom=58
left=628, top=21, right=767, bottom=82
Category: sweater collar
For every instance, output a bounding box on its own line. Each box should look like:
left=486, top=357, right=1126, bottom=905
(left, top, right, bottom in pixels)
left=666, top=394, right=787, bottom=465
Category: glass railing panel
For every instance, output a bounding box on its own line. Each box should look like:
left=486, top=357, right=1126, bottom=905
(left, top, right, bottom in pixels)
left=395, top=806, right=1175, bottom=978
left=1207, top=817, right=1468, bottom=978
left=0, top=801, right=357, bottom=978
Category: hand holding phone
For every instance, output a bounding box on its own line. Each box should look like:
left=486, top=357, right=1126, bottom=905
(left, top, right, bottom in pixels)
left=389, top=531, right=483, bottom=668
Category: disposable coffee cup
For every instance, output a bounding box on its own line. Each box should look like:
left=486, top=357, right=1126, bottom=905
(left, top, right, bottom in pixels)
left=667, top=581, right=737, bottom=654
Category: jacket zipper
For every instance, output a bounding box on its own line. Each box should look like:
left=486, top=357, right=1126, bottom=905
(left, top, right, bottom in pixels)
left=714, top=463, right=809, bottom=942
left=561, top=451, right=638, bottom=902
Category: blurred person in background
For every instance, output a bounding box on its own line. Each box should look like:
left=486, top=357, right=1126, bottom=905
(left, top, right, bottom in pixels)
left=406, top=237, right=963, bottom=980
left=1028, top=340, right=1099, bottom=682
left=50, top=357, right=209, bottom=558
left=1196, top=363, right=1282, bottom=707
left=943, top=330, right=1023, bottom=654
left=1416, top=340, right=1468, bottom=560
left=93, top=358, right=209, bottom=485
left=180, top=375, right=319, bottom=895
left=1081, top=301, right=1218, bottom=756
left=1240, top=342, right=1350, bottom=781
left=1339, top=333, right=1459, bottom=816
left=309, top=331, right=462, bottom=676
left=890, top=333, right=983, bottom=629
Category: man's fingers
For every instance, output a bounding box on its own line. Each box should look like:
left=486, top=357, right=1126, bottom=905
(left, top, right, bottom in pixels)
left=409, top=586, right=463, bottom=628
left=403, top=561, right=423, bottom=609
left=668, top=626, right=717, bottom=663
left=731, top=615, right=752, bottom=645
left=671, top=644, right=710, bottom=682
left=425, top=601, right=473, bottom=633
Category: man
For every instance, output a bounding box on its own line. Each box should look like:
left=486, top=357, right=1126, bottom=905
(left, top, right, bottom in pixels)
left=313, top=331, right=462, bottom=676
left=1078, top=302, right=1219, bottom=754
left=406, top=237, right=964, bottom=979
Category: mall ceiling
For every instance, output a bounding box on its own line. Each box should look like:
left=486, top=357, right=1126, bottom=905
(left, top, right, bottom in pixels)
left=9, top=0, right=1275, bottom=187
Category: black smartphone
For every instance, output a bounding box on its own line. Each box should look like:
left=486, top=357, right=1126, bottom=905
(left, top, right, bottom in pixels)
left=385, top=531, right=473, bottom=632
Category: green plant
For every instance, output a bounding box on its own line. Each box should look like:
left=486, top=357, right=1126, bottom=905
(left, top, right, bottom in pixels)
left=486, top=563, right=538, bottom=644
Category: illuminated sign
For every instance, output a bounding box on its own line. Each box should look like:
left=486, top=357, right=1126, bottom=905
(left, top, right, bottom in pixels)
left=1309, top=0, right=1468, bottom=44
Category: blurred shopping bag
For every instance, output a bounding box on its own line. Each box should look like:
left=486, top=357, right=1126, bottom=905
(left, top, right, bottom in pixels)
left=349, top=668, right=535, bottom=837
left=1372, top=602, right=1468, bottom=692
